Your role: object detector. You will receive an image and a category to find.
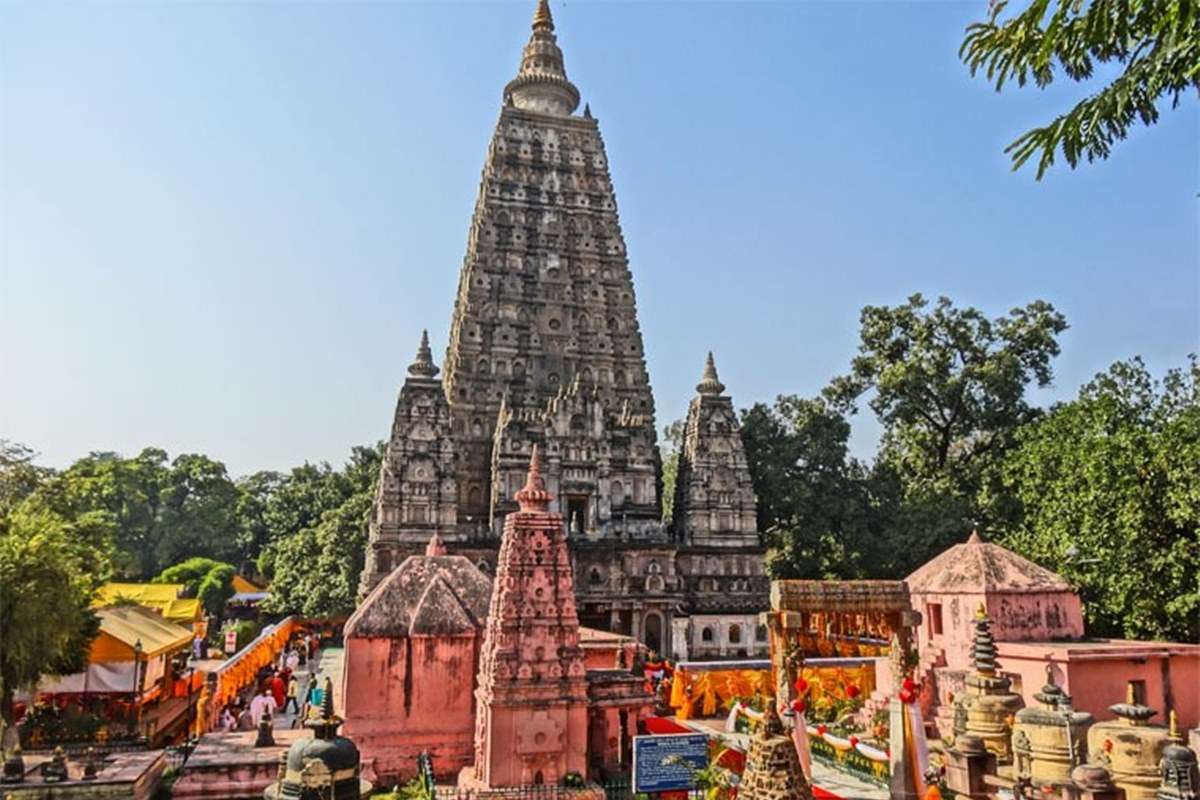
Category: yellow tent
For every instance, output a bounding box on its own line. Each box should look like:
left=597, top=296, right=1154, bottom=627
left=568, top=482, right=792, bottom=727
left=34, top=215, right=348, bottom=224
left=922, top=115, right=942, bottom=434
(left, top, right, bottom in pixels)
left=231, top=574, right=265, bottom=594
left=95, top=583, right=203, bottom=625
left=90, top=605, right=194, bottom=661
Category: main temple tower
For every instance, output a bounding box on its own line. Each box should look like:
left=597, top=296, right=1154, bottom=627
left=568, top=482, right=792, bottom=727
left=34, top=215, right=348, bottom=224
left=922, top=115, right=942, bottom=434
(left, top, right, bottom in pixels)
left=443, top=0, right=660, bottom=541
left=362, top=1, right=769, bottom=659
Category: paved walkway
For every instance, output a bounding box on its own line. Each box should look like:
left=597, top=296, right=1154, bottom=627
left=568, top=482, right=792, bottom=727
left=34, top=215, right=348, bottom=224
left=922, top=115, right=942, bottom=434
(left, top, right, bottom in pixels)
left=276, top=646, right=343, bottom=729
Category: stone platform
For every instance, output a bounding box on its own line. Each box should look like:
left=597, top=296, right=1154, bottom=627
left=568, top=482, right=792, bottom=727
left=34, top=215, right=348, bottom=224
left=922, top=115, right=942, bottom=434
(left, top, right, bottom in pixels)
left=170, top=729, right=306, bottom=800
left=0, top=749, right=167, bottom=800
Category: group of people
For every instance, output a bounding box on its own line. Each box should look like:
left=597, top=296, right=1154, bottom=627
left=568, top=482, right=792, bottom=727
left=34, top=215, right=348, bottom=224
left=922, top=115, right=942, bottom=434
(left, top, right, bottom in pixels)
left=217, top=632, right=326, bottom=732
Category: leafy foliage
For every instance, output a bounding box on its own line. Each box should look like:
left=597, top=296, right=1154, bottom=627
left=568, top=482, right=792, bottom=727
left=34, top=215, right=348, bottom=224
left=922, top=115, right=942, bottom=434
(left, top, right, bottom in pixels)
left=960, top=0, right=1200, bottom=178
left=822, top=293, right=1067, bottom=568
left=26, top=449, right=242, bottom=578
left=0, top=506, right=112, bottom=723
left=741, top=397, right=880, bottom=578
left=1000, top=357, right=1200, bottom=641
left=660, top=419, right=685, bottom=525
left=260, top=444, right=383, bottom=617
left=156, top=557, right=237, bottom=616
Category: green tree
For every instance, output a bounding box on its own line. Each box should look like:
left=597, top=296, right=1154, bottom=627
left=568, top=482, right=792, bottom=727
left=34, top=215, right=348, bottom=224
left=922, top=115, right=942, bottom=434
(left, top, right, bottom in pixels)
left=27, top=449, right=242, bottom=578
left=740, top=397, right=882, bottom=579
left=234, top=471, right=284, bottom=568
left=659, top=419, right=685, bottom=525
left=0, top=441, right=53, bottom=515
left=154, top=454, right=241, bottom=570
left=0, top=506, right=113, bottom=724
left=825, top=294, right=1068, bottom=569
left=960, top=0, right=1200, bottom=178
left=156, top=557, right=237, bottom=616
left=1000, top=357, right=1200, bottom=641
left=261, top=444, right=383, bottom=617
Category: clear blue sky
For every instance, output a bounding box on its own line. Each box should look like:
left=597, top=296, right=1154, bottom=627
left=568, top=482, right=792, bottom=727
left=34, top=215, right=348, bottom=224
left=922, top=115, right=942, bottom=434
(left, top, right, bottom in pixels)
left=2, top=1, right=1196, bottom=477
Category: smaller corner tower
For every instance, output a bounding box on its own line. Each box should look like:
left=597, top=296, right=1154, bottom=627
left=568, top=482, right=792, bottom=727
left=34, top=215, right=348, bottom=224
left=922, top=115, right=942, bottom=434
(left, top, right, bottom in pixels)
left=464, top=445, right=589, bottom=788
left=360, top=331, right=459, bottom=597
left=671, top=353, right=758, bottom=546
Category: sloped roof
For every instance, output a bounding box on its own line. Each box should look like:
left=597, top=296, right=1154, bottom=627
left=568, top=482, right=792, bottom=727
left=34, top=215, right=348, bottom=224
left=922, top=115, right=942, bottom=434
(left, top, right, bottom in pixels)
left=96, top=605, right=194, bottom=658
left=345, top=554, right=491, bottom=638
left=231, top=574, right=265, bottom=594
left=906, top=532, right=1073, bottom=595
left=96, top=583, right=184, bottom=606
left=95, top=583, right=201, bottom=622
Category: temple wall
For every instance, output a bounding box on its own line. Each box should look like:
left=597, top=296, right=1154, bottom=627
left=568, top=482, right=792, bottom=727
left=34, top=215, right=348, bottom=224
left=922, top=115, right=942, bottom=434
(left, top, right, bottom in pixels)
left=341, top=633, right=480, bottom=782
left=995, top=642, right=1200, bottom=731
left=912, top=590, right=1085, bottom=673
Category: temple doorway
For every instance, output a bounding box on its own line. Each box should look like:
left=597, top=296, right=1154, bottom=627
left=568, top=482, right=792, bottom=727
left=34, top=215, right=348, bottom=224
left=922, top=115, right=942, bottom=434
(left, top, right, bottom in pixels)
left=643, top=612, right=662, bottom=654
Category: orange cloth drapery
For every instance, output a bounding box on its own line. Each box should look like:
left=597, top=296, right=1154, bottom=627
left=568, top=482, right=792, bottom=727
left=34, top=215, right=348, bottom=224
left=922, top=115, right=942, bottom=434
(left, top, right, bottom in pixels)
left=669, top=667, right=773, bottom=720
left=202, top=617, right=300, bottom=732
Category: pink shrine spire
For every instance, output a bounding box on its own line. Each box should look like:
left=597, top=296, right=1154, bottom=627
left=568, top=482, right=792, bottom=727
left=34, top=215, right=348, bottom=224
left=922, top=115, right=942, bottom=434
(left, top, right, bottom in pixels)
left=514, top=444, right=553, bottom=512
left=425, top=531, right=448, bottom=557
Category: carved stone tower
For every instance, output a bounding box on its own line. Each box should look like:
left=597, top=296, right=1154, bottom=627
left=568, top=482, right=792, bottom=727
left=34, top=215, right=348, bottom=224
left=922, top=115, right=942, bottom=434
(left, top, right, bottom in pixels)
left=443, top=0, right=658, bottom=538
left=462, top=446, right=590, bottom=788
left=360, top=331, right=458, bottom=594
left=671, top=353, right=758, bottom=546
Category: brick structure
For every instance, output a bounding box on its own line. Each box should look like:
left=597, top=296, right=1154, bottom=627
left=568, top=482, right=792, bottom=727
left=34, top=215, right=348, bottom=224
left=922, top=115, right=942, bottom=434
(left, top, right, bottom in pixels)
left=359, top=0, right=767, bottom=657
left=738, top=704, right=812, bottom=800
left=462, top=446, right=590, bottom=788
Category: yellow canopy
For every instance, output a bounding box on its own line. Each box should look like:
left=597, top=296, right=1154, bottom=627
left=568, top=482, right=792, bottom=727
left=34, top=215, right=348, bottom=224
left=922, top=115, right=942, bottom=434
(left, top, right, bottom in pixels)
left=231, top=574, right=265, bottom=594
left=90, top=605, right=194, bottom=661
left=94, top=583, right=203, bottom=623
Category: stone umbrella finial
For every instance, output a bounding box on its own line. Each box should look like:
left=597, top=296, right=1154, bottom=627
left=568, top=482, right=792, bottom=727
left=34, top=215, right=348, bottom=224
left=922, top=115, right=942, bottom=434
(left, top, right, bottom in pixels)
left=967, top=529, right=983, bottom=544
left=532, top=0, right=554, bottom=31
left=515, top=444, right=553, bottom=512
left=971, top=604, right=999, bottom=676
left=504, top=0, right=579, bottom=115
left=408, top=330, right=439, bottom=378
left=696, top=351, right=726, bottom=395
left=426, top=532, right=448, bottom=557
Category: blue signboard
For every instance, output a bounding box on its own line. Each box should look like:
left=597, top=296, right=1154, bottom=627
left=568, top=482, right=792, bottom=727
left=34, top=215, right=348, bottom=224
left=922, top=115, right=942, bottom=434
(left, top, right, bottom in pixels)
left=632, top=733, right=710, bottom=793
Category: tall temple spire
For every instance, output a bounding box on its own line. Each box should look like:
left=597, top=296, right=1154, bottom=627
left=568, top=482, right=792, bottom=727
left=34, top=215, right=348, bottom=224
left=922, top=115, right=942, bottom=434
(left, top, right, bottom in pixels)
left=408, top=329, right=439, bottom=378
left=504, top=0, right=580, bottom=115
left=696, top=351, right=726, bottom=395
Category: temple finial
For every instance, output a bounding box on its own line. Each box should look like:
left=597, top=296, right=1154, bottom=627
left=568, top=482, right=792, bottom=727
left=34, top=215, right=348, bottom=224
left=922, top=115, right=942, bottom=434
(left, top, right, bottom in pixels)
left=515, top=444, right=553, bottom=512
left=532, top=0, right=554, bottom=32
left=696, top=351, right=726, bottom=395
left=408, top=329, right=439, bottom=378
left=967, top=529, right=982, bottom=544
left=504, top=0, right=580, bottom=115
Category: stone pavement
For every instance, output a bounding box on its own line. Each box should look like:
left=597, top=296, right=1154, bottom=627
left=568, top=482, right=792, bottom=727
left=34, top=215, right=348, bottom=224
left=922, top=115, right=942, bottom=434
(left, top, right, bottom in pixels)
left=276, top=646, right=343, bottom=730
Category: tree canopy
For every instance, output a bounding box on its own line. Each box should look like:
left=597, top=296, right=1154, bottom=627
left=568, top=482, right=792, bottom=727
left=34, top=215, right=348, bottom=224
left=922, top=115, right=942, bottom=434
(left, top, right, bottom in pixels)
left=0, top=505, right=112, bottom=723
left=1000, top=357, right=1200, bottom=641
left=961, top=0, right=1200, bottom=178
left=156, top=557, right=237, bottom=616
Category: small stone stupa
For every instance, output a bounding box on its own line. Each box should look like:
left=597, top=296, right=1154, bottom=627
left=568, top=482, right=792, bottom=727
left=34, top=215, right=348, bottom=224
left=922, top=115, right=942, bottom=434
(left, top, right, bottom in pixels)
left=1158, top=711, right=1199, bottom=800
left=958, top=605, right=1023, bottom=763
left=460, top=445, right=590, bottom=789
left=1012, top=665, right=1093, bottom=787
left=266, top=678, right=371, bottom=800
left=738, top=701, right=812, bottom=800
left=1088, top=683, right=1173, bottom=800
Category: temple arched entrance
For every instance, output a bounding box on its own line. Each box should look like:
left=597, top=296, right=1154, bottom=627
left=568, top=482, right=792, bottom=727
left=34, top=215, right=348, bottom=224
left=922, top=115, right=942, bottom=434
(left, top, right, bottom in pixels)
left=643, top=612, right=663, bottom=654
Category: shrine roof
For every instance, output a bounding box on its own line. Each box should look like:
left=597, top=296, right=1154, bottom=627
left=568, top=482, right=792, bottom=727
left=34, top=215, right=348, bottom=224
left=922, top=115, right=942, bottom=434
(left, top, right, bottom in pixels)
left=906, top=533, right=1073, bottom=595
left=771, top=580, right=910, bottom=613
left=345, top=553, right=490, bottom=638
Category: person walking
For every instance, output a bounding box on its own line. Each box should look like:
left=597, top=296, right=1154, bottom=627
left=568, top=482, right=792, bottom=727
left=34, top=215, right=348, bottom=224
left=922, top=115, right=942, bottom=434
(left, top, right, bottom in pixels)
left=284, top=675, right=300, bottom=715
left=269, top=671, right=286, bottom=709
